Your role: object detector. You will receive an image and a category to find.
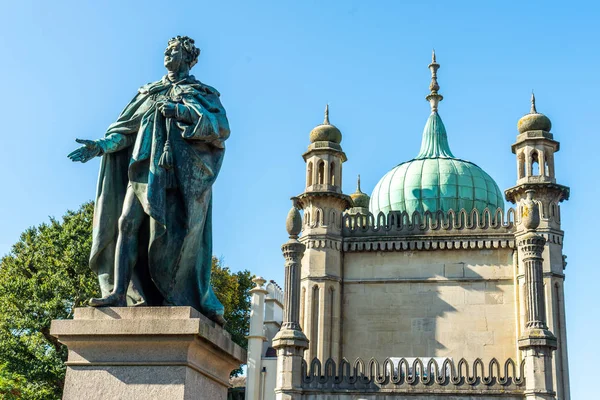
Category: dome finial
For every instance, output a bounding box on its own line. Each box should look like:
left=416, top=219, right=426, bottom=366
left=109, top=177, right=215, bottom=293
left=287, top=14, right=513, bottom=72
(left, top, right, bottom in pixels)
left=350, top=174, right=370, bottom=209
left=530, top=91, right=537, bottom=114
left=309, top=104, right=342, bottom=143
left=517, top=91, right=552, bottom=133
left=426, top=49, right=443, bottom=112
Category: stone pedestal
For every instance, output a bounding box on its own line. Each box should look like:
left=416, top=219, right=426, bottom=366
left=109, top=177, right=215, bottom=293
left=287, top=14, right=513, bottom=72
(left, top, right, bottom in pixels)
left=50, top=307, right=246, bottom=400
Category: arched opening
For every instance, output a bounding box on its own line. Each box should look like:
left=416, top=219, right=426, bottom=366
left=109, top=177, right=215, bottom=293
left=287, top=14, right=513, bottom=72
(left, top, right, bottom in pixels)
left=330, top=162, right=336, bottom=186
left=317, top=161, right=325, bottom=184
left=554, top=283, right=566, bottom=397
left=300, top=286, right=306, bottom=330
left=544, top=153, right=550, bottom=176
left=307, top=161, right=313, bottom=186
left=518, top=152, right=525, bottom=179
left=311, top=285, right=320, bottom=361
left=531, top=151, right=540, bottom=176
left=328, top=287, right=335, bottom=360
left=305, top=211, right=311, bottom=226
left=315, top=209, right=322, bottom=226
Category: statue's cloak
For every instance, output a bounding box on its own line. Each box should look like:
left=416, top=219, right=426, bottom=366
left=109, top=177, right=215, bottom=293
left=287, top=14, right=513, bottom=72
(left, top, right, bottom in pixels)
left=89, top=75, right=229, bottom=318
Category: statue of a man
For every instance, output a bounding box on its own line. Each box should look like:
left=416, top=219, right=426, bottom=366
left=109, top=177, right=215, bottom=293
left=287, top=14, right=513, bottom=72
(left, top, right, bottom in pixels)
left=68, top=36, right=229, bottom=324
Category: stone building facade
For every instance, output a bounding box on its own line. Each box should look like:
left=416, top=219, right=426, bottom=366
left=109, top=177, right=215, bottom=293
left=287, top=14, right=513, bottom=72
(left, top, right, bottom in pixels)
left=246, top=52, right=570, bottom=400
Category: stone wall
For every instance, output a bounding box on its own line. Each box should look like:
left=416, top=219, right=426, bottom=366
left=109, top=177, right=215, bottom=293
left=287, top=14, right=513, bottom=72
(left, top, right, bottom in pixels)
left=341, top=248, right=517, bottom=362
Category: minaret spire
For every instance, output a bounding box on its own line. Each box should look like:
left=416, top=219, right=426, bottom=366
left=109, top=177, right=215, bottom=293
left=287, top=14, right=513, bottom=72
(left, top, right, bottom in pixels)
left=530, top=91, right=537, bottom=114
left=324, top=104, right=330, bottom=124
left=426, top=49, right=443, bottom=112
left=356, top=174, right=361, bottom=192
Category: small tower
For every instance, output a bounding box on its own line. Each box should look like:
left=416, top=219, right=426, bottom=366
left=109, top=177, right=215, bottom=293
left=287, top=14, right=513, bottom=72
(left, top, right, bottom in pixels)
left=505, top=94, right=571, bottom=400
left=295, top=106, right=352, bottom=363
left=304, top=105, right=345, bottom=192
left=346, top=175, right=371, bottom=226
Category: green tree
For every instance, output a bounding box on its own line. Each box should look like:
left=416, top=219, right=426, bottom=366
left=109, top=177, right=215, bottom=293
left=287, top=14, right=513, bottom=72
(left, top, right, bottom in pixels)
left=211, top=256, right=254, bottom=376
left=0, top=203, right=254, bottom=396
left=0, top=202, right=98, bottom=399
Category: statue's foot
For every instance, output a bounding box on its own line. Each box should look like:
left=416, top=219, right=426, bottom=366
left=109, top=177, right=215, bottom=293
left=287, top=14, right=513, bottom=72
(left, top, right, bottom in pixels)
left=88, top=293, right=127, bottom=307
left=214, top=314, right=227, bottom=327
left=206, top=312, right=227, bottom=327
left=131, top=299, right=147, bottom=307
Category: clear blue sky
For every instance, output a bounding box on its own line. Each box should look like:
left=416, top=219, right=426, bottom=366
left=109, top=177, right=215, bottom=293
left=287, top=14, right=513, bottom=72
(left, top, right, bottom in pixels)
left=0, top=0, right=596, bottom=396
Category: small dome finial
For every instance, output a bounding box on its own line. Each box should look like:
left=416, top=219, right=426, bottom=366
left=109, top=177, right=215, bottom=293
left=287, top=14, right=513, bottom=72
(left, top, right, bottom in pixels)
left=426, top=50, right=443, bottom=112
left=309, top=104, right=342, bottom=143
left=530, top=91, right=537, bottom=114
left=350, top=174, right=370, bottom=209
left=517, top=92, right=552, bottom=133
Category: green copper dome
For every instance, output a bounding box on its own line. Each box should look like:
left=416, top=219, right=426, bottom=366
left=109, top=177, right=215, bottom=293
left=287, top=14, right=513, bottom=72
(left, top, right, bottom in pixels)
left=369, top=111, right=504, bottom=216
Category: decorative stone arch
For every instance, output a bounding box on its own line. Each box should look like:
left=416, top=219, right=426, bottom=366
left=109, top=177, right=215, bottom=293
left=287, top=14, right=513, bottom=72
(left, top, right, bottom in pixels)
left=307, top=161, right=313, bottom=187
left=310, top=284, right=320, bottom=360
left=329, top=161, right=336, bottom=186
left=330, top=210, right=336, bottom=227
left=317, top=160, right=325, bottom=184
left=530, top=149, right=540, bottom=176
left=518, top=151, right=526, bottom=179
left=314, top=208, right=324, bottom=227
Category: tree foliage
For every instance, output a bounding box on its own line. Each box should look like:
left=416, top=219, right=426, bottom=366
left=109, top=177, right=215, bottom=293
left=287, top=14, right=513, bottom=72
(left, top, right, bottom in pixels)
left=211, top=256, right=254, bottom=376
left=0, top=203, right=254, bottom=396
left=0, top=202, right=98, bottom=399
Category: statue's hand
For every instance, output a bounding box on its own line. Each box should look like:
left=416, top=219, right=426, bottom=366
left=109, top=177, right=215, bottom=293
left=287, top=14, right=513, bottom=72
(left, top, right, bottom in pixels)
left=67, top=139, right=101, bottom=163
left=157, top=101, right=177, bottom=118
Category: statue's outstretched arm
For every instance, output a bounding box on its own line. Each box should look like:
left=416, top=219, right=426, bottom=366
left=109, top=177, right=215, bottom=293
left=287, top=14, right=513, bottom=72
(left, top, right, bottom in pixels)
left=95, top=133, right=136, bottom=154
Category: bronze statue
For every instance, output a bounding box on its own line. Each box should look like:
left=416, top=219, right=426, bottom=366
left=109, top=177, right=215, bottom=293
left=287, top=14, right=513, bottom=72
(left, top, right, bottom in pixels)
left=68, top=36, right=229, bottom=324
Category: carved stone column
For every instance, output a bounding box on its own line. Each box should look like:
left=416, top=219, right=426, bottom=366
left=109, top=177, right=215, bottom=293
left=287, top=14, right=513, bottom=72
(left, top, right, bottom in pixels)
left=518, top=224, right=557, bottom=399
left=273, top=207, right=309, bottom=400
left=246, top=277, right=268, bottom=400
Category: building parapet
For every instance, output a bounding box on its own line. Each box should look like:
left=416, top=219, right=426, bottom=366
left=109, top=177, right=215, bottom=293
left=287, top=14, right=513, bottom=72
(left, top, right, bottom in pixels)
left=265, top=280, right=284, bottom=305
left=343, top=207, right=516, bottom=237
left=301, top=357, right=525, bottom=394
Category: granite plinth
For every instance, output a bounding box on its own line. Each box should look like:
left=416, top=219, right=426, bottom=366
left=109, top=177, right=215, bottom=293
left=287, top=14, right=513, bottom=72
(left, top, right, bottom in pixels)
left=50, top=307, right=246, bottom=400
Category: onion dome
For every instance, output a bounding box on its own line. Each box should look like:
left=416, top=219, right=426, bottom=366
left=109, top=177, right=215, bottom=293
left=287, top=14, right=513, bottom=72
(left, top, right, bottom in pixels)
left=370, top=51, right=504, bottom=216
left=309, top=104, right=342, bottom=143
left=517, top=92, right=552, bottom=133
left=350, top=175, right=370, bottom=208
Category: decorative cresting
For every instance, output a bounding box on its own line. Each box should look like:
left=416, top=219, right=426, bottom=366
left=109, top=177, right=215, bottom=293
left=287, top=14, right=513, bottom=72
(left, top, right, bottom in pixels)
left=265, top=280, right=284, bottom=304
left=345, top=207, right=515, bottom=234
left=370, top=51, right=504, bottom=217
left=342, top=207, right=516, bottom=252
left=301, top=357, right=525, bottom=392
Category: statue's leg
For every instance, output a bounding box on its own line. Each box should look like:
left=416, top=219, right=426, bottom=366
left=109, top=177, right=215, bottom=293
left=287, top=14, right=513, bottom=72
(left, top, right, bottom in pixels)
left=89, top=186, right=145, bottom=307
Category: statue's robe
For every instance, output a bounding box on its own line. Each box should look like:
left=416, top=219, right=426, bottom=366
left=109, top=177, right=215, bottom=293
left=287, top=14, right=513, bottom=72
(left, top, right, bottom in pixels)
left=90, top=75, right=229, bottom=319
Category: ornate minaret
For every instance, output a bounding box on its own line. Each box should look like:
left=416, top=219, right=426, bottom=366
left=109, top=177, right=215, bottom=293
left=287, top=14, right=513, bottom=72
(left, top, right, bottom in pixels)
left=505, top=94, right=570, bottom=399
left=295, top=106, right=351, bottom=363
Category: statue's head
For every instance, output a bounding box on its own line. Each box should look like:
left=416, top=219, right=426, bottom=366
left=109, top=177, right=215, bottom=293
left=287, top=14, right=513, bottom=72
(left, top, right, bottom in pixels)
left=164, top=36, right=200, bottom=72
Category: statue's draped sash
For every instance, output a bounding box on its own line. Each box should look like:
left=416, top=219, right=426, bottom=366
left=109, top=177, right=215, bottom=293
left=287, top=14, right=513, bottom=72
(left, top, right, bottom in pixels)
left=90, top=76, right=229, bottom=318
